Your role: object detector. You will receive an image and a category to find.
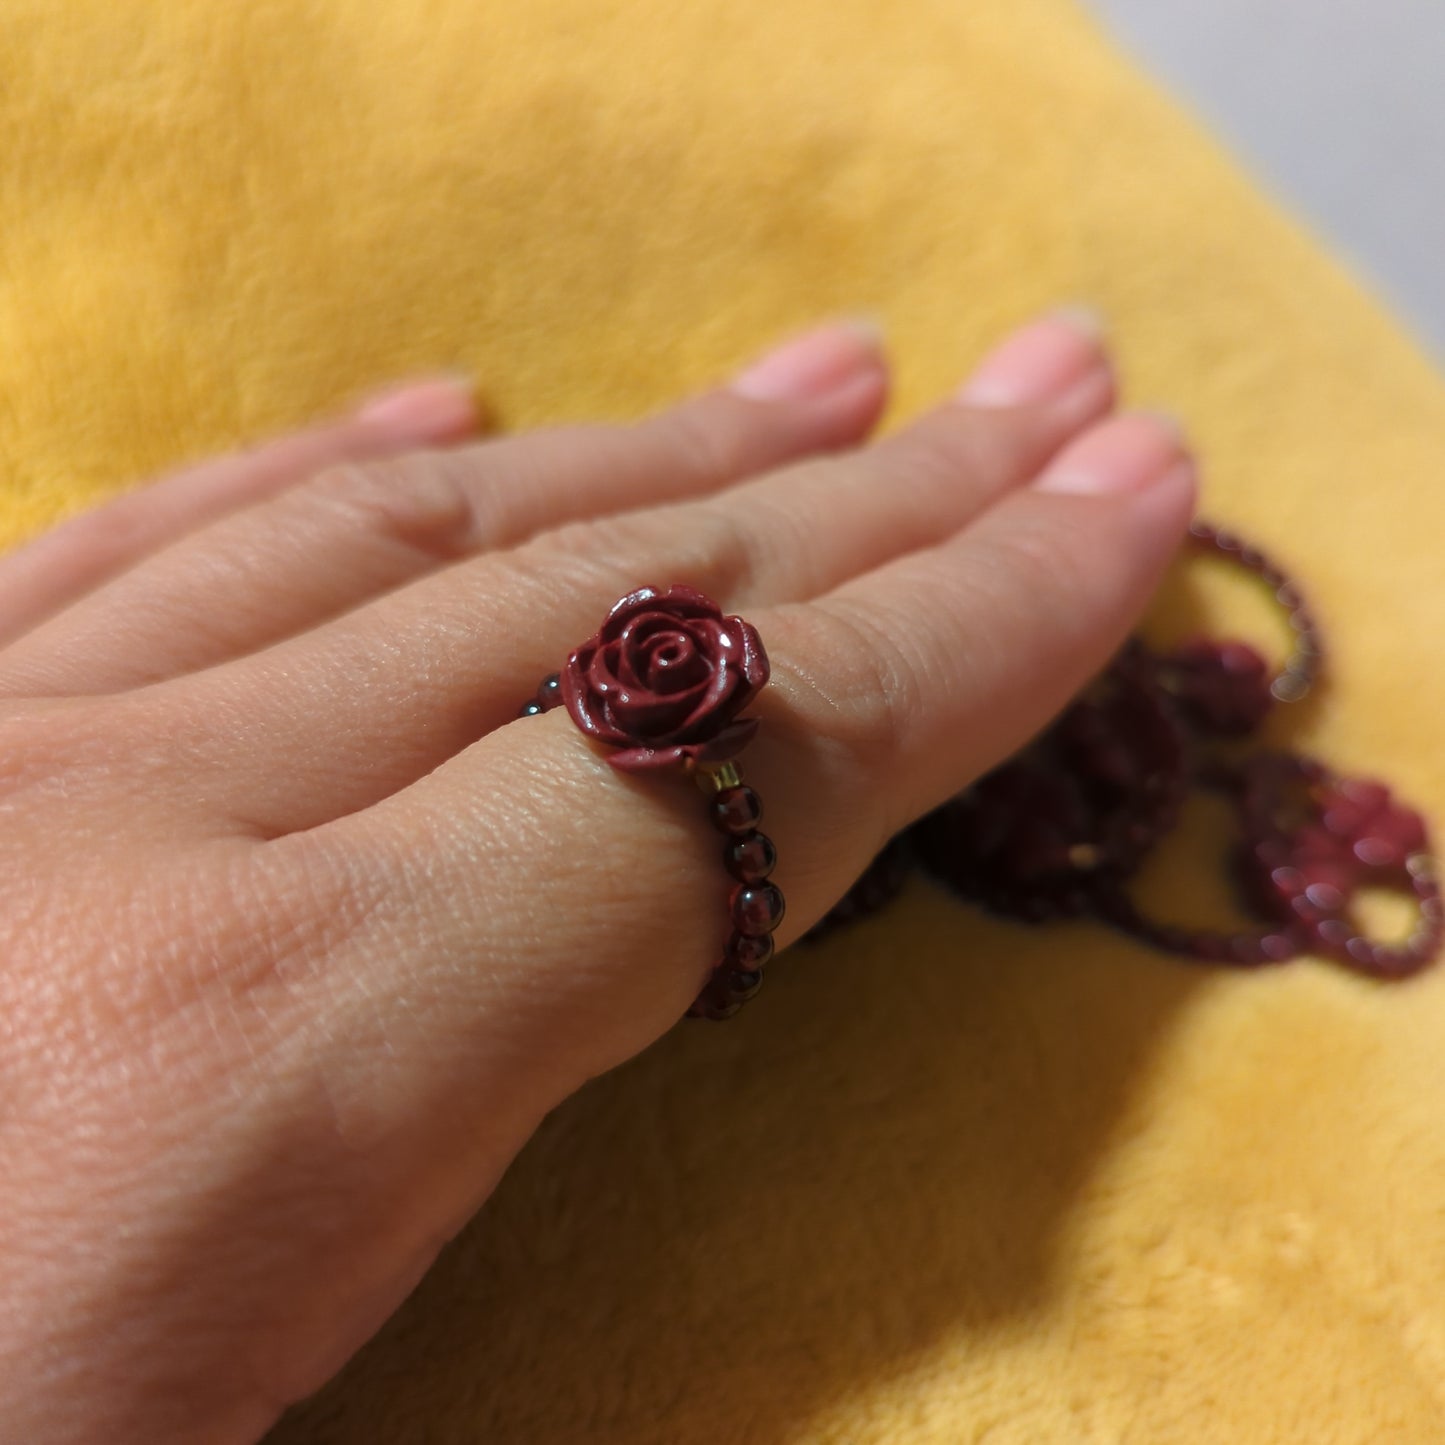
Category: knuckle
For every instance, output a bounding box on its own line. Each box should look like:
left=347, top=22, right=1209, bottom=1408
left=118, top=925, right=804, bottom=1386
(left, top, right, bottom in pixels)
left=661, top=502, right=759, bottom=597
left=887, top=410, right=1023, bottom=497
left=656, top=400, right=753, bottom=488
left=517, top=512, right=634, bottom=586
left=486, top=524, right=636, bottom=627
left=219, top=833, right=377, bottom=997
left=297, top=458, right=482, bottom=562
left=536, top=503, right=756, bottom=601
left=790, top=598, right=928, bottom=776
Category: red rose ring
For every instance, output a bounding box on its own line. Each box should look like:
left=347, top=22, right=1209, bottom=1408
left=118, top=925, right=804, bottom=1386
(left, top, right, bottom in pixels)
left=520, top=585, right=783, bottom=1020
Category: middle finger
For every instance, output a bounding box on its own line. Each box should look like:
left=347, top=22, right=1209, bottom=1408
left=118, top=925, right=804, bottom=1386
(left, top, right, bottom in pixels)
left=0, top=321, right=887, bottom=698
left=162, top=314, right=1115, bottom=838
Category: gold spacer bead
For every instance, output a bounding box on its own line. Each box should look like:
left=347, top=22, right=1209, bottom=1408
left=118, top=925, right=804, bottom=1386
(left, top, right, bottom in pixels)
left=695, top=760, right=743, bottom=795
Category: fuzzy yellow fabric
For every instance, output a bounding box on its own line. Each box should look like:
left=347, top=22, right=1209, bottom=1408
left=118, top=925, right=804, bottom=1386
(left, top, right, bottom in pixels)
left=5, top=1, right=1445, bottom=1440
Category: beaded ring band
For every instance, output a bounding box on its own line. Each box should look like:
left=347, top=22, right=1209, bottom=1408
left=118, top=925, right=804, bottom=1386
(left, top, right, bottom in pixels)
left=520, top=585, right=784, bottom=1021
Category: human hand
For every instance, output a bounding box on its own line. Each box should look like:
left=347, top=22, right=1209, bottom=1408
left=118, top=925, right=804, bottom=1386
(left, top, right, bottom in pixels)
left=0, top=313, right=1193, bottom=1442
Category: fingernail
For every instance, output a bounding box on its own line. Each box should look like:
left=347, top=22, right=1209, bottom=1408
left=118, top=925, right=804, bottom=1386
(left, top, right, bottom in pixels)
left=1034, top=411, right=1191, bottom=495
left=730, top=319, right=886, bottom=403
left=355, top=375, right=480, bottom=445
left=958, top=308, right=1107, bottom=407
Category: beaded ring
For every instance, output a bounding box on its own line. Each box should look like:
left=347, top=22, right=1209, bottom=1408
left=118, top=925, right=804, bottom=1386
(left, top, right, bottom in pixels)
left=520, top=585, right=784, bottom=1021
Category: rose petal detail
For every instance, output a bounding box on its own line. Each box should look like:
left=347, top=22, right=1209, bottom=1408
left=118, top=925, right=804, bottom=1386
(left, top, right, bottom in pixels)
left=601, top=586, right=720, bottom=642
left=562, top=586, right=768, bottom=772
left=562, top=643, right=630, bottom=747
left=605, top=680, right=713, bottom=735
left=641, top=632, right=706, bottom=692
left=606, top=719, right=761, bottom=774
left=606, top=743, right=693, bottom=773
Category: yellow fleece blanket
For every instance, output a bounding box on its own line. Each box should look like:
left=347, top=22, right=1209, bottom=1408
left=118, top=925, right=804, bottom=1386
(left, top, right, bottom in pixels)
left=5, top=2, right=1445, bottom=1440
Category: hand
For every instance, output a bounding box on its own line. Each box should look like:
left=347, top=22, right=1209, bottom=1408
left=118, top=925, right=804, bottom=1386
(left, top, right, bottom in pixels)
left=0, top=314, right=1193, bottom=1442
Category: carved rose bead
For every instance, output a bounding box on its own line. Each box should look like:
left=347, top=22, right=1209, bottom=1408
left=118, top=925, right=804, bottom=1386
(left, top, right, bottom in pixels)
left=560, top=585, right=769, bottom=772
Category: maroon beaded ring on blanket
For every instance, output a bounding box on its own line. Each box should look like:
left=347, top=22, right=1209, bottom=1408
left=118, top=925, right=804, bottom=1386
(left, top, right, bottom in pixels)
left=520, top=585, right=784, bottom=1020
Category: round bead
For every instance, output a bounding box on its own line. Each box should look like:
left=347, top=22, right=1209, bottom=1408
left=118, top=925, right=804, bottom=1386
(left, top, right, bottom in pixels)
left=725, top=968, right=765, bottom=1002
left=518, top=700, right=544, bottom=718
left=1270, top=866, right=1305, bottom=898
left=1354, top=836, right=1403, bottom=869
left=726, top=931, right=774, bottom=969
left=711, top=785, right=763, bottom=835
left=1338, top=778, right=1389, bottom=811
left=1304, top=881, right=1345, bottom=914
left=725, top=831, right=777, bottom=883
left=537, top=673, right=564, bottom=710
left=1367, top=946, right=1411, bottom=977
left=731, top=883, right=786, bottom=936
left=1345, top=934, right=1378, bottom=968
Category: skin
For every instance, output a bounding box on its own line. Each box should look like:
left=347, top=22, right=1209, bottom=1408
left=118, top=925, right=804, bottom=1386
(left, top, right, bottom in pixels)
left=0, top=312, right=1195, bottom=1442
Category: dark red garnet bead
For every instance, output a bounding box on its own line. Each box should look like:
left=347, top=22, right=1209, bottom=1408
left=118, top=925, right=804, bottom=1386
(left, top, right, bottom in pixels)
left=726, top=931, right=774, bottom=969
left=731, top=883, right=786, bottom=937
left=725, top=832, right=777, bottom=883
left=734, top=878, right=791, bottom=936
left=725, top=968, right=765, bottom=1001
left=1160, top=639, right=1274, bottom=736
left=711, top=785, right=763, bottom=835
left=537, top=672, right=564, bottom=711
